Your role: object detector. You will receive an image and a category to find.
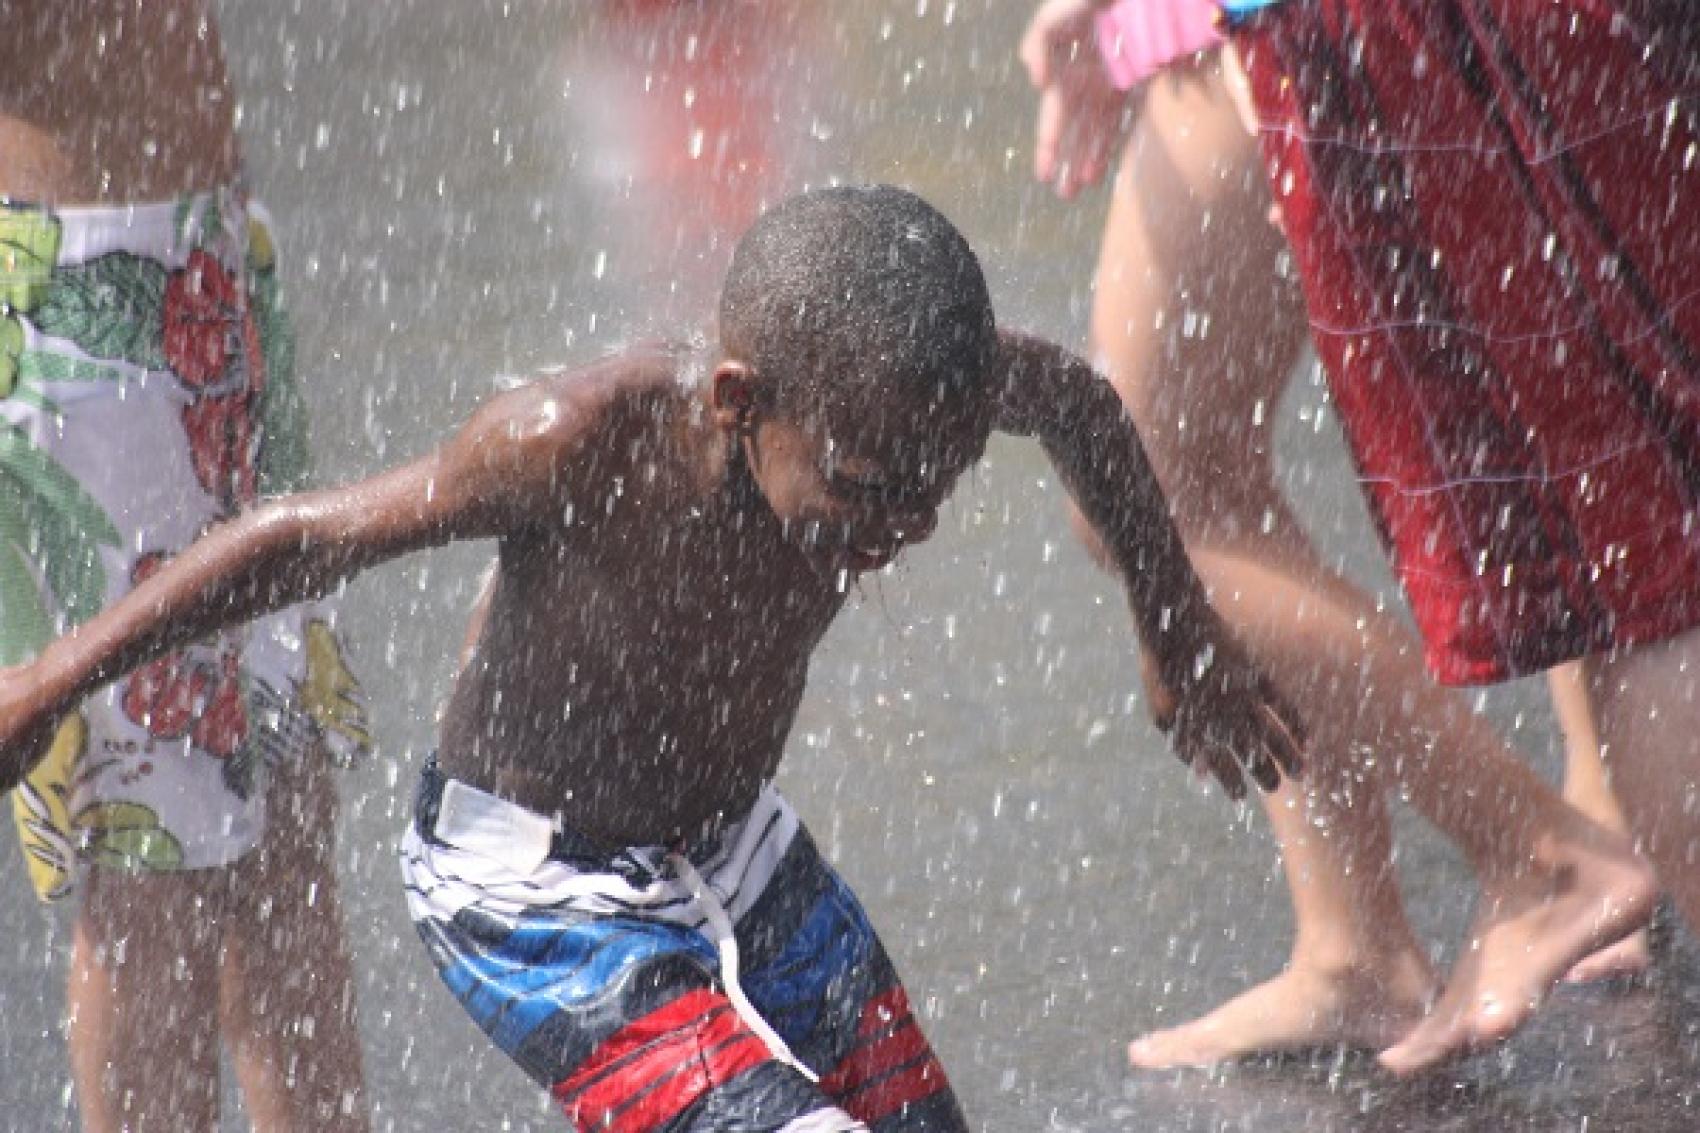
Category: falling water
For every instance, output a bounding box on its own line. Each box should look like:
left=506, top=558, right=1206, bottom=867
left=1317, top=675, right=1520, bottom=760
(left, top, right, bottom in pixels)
left=1, top=3, right=1697, bottom=1130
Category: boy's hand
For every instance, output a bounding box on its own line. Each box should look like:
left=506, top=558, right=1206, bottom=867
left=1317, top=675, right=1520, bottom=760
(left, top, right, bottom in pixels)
left=0, top=665, right=64, bottom=793
left=1140, top=620, right=1306, bottom=801
left=987, top=329, right=1304, bottom=797
left=1020, top=0, right=1138, bottom=199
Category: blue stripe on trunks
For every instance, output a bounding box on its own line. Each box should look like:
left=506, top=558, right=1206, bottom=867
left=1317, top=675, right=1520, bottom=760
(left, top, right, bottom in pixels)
left=440, top=912, right=718, bottom=1054
left=746, top=874, right=877, bottom=1043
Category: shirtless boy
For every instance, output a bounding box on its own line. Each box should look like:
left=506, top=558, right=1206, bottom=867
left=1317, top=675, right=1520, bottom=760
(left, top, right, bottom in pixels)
left=0, top=185, right=1303, bottom=1130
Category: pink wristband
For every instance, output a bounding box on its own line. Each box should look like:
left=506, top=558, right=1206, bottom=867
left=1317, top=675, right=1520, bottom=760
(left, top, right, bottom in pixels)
left=1095, top=0, right=1224, bottom=91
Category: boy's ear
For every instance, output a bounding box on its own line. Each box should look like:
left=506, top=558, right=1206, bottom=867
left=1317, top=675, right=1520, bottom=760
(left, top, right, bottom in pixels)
left=711, top=360, right=760, bottom=430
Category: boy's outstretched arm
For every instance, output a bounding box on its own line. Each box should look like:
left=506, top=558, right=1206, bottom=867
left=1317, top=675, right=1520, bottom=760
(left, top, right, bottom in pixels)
left=0, top=380, right=585, bottom=794
left=992, top=328, right=1305, bottom=798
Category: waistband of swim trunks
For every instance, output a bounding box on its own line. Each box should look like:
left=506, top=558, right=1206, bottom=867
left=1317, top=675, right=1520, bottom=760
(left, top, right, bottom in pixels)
left=0, top=186, right=252, bottom=253
left=412, top=756, right=736, bottom=874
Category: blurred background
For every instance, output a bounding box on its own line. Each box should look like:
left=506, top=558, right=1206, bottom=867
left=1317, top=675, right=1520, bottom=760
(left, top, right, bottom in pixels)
left=3, top=2, right=1697, bottom=1129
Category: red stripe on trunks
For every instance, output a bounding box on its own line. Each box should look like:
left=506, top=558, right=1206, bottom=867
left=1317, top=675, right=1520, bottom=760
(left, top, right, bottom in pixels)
left=554, top=989, right=768, bottom=1132
left=819, top=987, right=951, bottom=1121
left=819, top=1017, right=932, bottom=1098
left=856, top=987, right=913, bottom=1040
left=840, top=1056, right=953, bottom=1124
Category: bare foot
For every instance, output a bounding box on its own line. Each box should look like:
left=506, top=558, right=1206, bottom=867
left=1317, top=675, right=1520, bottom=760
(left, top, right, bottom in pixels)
left=1564, top=927, right=1652, bottom=985
left=1377, top=831, right=1657, bottom=1076
left=1127, top=952, right=1437, bottom=1069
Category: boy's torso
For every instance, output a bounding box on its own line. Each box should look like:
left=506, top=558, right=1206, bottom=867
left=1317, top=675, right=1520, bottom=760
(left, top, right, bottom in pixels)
left=436, top=350, right=852, bottom=848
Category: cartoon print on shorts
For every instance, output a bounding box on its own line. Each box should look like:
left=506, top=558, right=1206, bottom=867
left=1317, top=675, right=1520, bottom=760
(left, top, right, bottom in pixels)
left=5, top=201, right=267, bottom=519
left=24, top=242, right=171, bottom=374
left=11, top=713, right=185, bottom=889
left=301, top=620, right=372, bottom=758
left=0, top=205, right=61, bottom=399
left=4, top=198, right=365, bottom=897
left=11, top=714, right=88, bottom=899
left=163, top=248, right=266, bottom=511
left=74, top=799, right=185, bottom=872
left=0, top=204, right=126, bottom=898
left=119, top=550, right=280, bottom=800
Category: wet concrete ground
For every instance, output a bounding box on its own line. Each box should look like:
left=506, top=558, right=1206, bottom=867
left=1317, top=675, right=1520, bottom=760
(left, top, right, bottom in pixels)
left=2, top=2, right=1698, bottom=1129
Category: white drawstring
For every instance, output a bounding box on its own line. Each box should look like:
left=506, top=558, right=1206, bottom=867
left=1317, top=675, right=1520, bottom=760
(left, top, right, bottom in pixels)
left=668, top=851, right=820, bottom=1084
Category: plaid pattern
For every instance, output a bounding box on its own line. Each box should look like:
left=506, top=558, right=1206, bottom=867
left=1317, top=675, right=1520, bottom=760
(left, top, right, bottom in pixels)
left=1237, top=0, right=1700, bottom=683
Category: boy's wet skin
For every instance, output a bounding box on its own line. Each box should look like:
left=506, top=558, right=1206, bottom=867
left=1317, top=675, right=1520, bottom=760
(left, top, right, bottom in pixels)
left=445, top=345, right=991, bottom=844
left=0, top=215, right=1301, bottom=854
left=394, top=314, right=1294, bottom=847
left=0, top=185, right=1305, bottom=1124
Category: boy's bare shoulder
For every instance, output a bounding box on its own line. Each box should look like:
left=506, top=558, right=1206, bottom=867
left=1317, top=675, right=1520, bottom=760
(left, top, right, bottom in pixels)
left=444, top=342, right=704, bottom=527
left=529, top=341, right=694, bottom=422
left=463, top=342, right=692, bottom=454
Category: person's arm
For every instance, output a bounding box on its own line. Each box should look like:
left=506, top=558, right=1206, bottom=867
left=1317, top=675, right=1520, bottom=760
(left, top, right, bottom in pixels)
left=0, top=377, right=595, bottom=792
left=992, top=328, right=1304, bottom=798
left=1019, top=0, right=1141, bottom=199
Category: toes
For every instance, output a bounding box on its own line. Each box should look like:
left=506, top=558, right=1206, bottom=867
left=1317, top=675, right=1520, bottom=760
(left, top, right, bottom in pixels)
left=1127, top=1031, right=1195, bottom=1071
left=1377, top=1015, right=1461, bottom=1077
left=1378, top=995, right=1532, bottom=1076
left=1563, top=933, right=1652, bottom=985
left=1377, top=1035, right=1436, bottom=1077
left=1126, top=1037, right=1160, bottom=1069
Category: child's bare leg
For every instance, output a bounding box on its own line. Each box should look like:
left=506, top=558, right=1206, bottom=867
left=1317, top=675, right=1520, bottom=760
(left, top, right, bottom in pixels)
left=1549, top=659, right=1653, bottom=983
left=67, top=868, right=224, bottom=1133
left=1586, top=630, right=1700, bottom=940
left=1098, top=57, right=1653, bottom=1074
left=1106, top=60, right=1434, bottom=1068
left=1126, top=572, right=1438, bottom=1068
left=1164, top=550, right=1652, bottom=1077
left=1346, top=639, right=1654, bottom=1074
left=1128, top=793, right=1433, bottom=1068
left=220, top=747, right=369, bottom=1132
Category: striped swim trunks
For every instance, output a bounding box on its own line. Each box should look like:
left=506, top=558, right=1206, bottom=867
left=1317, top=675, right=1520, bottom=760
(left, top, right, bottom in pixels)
left=399, top=760, right=968, bottom=1131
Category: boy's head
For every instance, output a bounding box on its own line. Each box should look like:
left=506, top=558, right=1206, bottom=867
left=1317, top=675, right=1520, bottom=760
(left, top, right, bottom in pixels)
left=717, top=184, right=998, bottom=414
left=712, top=185, right=998, bottom=577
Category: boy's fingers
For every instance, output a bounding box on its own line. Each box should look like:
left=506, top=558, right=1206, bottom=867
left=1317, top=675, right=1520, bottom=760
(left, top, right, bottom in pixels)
left=1267, top=712, right=1306, bottom=780
left=1238, top=730, right=1283, bottom=794
left=1261, top=686, right=1309, bottom=775
left=1182, top=729, right=1245, bottom=801
left=1210, top=745, right=1247, bottom=801
left=1172, top=732, right=1215, bottom=789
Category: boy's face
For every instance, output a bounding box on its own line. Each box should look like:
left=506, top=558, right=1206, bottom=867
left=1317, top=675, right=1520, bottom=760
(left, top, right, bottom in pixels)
left=721, top=366, right=991, bottom=577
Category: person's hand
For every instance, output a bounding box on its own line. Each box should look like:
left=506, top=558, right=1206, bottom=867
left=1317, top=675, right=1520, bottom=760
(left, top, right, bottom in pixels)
left=1019, top=0, right=1139, bottom=199
left=1138, top=617, right=1306, bottom=801
left=0, top=665, right=63, bottom=792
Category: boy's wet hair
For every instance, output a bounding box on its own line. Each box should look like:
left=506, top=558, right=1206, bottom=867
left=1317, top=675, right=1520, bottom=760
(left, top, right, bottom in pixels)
left=720, top=185, right=997, bottom=412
